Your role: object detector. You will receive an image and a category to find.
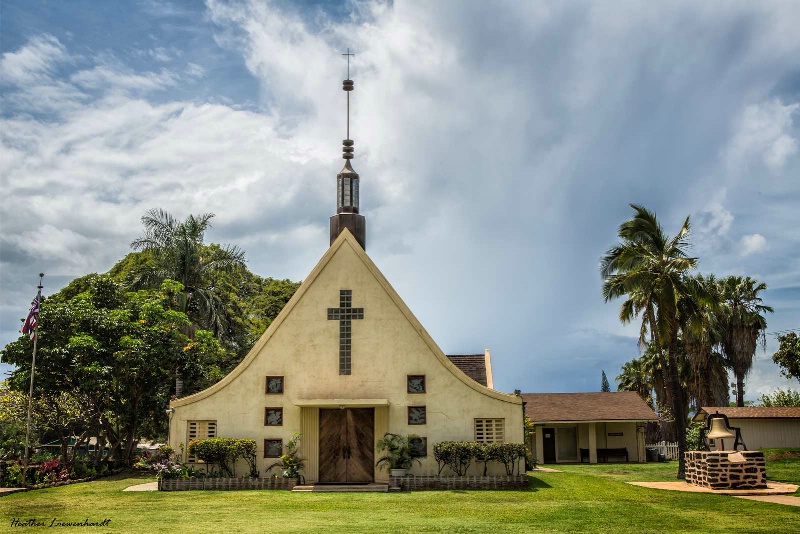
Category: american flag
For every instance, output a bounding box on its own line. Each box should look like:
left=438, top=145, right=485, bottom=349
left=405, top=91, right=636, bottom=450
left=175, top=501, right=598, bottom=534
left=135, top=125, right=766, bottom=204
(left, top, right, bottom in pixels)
left=21, top=295, right=40, bottom=340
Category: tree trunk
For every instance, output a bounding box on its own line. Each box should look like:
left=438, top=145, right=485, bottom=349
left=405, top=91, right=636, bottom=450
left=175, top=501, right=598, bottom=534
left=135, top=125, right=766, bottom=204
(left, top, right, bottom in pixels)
left=736, top=373, right=745, bottom=407
left=667, top=333, right=687, bottom=479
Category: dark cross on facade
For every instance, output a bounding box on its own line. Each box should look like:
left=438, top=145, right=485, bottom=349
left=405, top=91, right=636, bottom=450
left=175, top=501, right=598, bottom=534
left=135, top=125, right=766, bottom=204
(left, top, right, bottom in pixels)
left=327, top=289, right=364, bottom=375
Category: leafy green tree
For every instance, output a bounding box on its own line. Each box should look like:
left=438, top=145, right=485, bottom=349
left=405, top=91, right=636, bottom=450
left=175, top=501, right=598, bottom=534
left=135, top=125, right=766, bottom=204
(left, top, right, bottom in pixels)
left=759, top=389, right=800, bottom=407
left=772, top=332, right=800, bottom=383
left=130, top=209, right=246, bottom=338
left=601, top=204, right=698, bottom=478
left=717, top=276, right=773, bottom=406
left=1, top=276, right=225, bottom=465
left=601, top=370, right=611, bottom=392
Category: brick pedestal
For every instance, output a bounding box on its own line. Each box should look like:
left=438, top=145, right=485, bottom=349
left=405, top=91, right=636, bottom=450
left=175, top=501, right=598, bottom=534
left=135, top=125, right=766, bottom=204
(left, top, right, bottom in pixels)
left=684, top=451, right=766, bottom=490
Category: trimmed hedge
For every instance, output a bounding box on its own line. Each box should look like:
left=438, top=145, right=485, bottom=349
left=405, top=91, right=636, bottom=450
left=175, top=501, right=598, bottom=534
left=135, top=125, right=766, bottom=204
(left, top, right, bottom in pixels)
left=187, top=438, right=257, bottom=477
left=433, top=442, right=526, bottom=476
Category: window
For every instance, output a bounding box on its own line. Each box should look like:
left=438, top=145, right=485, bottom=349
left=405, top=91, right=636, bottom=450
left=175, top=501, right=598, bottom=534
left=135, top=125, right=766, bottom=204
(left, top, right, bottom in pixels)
left=408, top=406, right=426, bottom=425
left=186, top=420, right=217, bottom=462
left=266, top=376, right=284, bottom=394
left=474, top=418, right=505, bottom=443
left=407, top=375, right=426, bottom=393
left=264, top=439, right=283, bottom=458
left=265, top=407, right=283, bottom=426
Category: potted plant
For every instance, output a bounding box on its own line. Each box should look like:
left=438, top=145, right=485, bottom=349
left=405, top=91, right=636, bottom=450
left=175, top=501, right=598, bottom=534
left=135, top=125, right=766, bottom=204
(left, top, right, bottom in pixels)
left=375, top=433, right=422, bottom=477
left=266, top=433, right=304, bottom=483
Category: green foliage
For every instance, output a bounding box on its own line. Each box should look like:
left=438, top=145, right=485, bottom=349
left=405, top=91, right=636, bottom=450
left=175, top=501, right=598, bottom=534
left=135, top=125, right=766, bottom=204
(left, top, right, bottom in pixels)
left=375, top=433, right=422, bottom=471
left=2, top=463, right=23, bottom=487
left=772, top=332, right=800, bottom=383
left=759, top=389, right=800, bottom=407
left=685, top=421, right=705, bottom=451
left=1, top=275, right=225, bottom=465
left=601, top=370, right=611, bottom=392
left=432, top=441, right=526, bottom=476
left=266, top=432, right=304, bottom=478
left=187, top=437, right=257, bottom=477
left=432, top=441, right=478, bottom=476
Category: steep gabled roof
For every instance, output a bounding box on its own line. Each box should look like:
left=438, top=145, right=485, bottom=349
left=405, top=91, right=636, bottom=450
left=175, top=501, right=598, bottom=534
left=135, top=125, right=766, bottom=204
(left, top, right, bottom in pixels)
left=521, top=392, right=658, bottom=422
left=172, top=229, right=520, bottom=408
left=694, top=406, right=800, bottom=422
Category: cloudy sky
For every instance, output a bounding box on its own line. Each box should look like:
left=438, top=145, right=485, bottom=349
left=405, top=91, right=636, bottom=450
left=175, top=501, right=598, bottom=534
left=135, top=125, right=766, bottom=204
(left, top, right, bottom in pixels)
left=2, top=0, right=799, bottom=400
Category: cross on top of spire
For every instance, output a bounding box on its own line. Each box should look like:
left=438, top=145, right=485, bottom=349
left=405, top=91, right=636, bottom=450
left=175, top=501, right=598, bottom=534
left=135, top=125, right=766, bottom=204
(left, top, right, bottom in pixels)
left=342, top=48, right=354, bottom=79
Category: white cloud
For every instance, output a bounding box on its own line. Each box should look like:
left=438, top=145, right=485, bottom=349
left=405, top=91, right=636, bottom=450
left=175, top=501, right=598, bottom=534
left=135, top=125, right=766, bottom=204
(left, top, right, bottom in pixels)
left=2, top=1, right=800, bottom=397
left=725, top=98, right=800, bottom=173
left=0, top=34, right=69, bottom=85
left=739, top=233, right=768, bottom=257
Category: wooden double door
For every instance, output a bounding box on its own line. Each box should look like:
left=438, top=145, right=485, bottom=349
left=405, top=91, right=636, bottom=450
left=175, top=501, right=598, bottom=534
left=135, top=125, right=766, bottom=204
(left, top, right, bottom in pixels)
left=318, top=408, right=374, bottom=483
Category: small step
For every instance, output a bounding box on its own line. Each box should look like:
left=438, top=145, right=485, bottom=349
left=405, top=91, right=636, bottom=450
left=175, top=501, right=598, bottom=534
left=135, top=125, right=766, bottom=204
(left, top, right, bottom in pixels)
left=292, top=484, right=389, bottom=493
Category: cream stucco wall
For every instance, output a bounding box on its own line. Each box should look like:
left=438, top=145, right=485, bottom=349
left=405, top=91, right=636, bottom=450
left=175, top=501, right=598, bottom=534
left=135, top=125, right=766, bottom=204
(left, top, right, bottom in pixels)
left=727, top=419, right=800, bottom=450
left=535, top=421, right=645, bottom=463
left=168, top=230, right=524, bottom=481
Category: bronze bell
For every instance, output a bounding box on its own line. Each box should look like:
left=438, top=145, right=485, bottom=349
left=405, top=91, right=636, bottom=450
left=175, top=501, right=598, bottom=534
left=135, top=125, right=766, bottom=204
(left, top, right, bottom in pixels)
left=706, top=417, right=736, bottom=440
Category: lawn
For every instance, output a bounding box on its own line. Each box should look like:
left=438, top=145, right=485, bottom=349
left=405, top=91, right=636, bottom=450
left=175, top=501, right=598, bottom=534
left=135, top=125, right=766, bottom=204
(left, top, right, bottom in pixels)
left=2, top=460, right=799, bottom=533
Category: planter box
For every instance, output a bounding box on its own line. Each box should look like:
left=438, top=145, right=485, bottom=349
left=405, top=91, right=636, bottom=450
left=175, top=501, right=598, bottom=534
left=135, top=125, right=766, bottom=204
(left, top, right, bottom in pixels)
left=389, top=475, right=529, bottom=491
left=158, top=477, right=298, bottom=491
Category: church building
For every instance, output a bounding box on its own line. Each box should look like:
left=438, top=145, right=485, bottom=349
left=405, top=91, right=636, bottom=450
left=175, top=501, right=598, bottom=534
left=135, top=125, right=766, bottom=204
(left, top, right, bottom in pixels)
left=167, top=72, right=524, bottom=484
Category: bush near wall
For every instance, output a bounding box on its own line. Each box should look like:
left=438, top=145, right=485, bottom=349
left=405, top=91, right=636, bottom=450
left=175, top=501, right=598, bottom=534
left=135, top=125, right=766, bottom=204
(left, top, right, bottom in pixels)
left=187, top=438, right=258, bottom=477
left=433, top=442, right=527, bottom=476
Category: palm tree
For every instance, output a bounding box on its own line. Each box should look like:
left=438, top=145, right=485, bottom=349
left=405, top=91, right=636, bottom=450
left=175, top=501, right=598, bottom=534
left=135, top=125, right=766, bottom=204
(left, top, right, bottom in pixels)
left=616, top=357, right=653, bottom=407
left=717, top=276, right=773, bottom=406
left=601, top=204, right=697, bottom=478
left=130, top=209, right=246, bottom=338
left=682, top=274, right=729, bottom=408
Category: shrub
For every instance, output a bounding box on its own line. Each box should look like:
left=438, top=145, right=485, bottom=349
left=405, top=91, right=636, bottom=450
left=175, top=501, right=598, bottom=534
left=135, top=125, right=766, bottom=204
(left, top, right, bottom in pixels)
left=494, top=443, right=526, bottom=475
left=432, top=442, right=477, bottom=476
left=267, top=433, right=304, bottom=478
left=375, top=433, right=421, bottom=472
left=434, top=441, right=527, bottom=476
left=188, top=437, right=257, bottom=477
left=686, top=421, right=705, bottom=451
left=157, top=445, right=174, bottom=461
left=474, top=442, right=501, bottom=476
left=2, top=463, right=23, bottom=487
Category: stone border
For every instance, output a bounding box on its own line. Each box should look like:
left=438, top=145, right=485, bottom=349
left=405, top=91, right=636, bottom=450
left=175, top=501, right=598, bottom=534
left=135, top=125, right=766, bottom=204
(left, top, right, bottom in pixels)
left=158, top=477, right=297, bottom=491
left=389, top=474, right=529, bottom=491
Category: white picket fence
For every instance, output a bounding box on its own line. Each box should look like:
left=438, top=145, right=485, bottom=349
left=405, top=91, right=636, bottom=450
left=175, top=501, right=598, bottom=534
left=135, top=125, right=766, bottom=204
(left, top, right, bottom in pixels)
left=646, top=441, right=680, bottom=460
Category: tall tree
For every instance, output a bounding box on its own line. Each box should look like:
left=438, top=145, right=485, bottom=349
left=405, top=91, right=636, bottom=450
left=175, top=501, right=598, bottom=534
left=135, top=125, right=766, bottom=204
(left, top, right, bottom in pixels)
left=130, top=209, right=246, bottom=338
left=682, top=274, right=729, bottom=408
left=616, top=357, right=653, bottom=407
left=717, top=276, right=773, bottom=406
left=601, top=204, right=697, bottom=478
left=772, top=332, right=800, bottom=383
left=601, top=370, right=611, bottom=392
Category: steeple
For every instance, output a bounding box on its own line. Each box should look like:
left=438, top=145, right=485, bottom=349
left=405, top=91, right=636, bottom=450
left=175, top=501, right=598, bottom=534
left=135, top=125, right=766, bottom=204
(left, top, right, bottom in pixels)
left=330, top=49, right=366, bottom=249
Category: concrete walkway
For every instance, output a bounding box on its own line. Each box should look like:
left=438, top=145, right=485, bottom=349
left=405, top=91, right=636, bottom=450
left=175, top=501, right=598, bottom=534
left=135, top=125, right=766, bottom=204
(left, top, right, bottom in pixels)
left=0, top=487, right=27, bottom=496
left=530, top=467, right=561, bottom=473
left=123, top=481, right=158, bottom=492
left=627, top=480, right=799, bottom=498
left=734, top=495, right=800, bottom=507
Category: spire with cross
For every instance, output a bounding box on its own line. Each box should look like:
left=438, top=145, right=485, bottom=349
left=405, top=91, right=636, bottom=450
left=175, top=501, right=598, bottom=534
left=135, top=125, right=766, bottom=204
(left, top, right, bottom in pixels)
left=330, top=48, right=366, bottom=250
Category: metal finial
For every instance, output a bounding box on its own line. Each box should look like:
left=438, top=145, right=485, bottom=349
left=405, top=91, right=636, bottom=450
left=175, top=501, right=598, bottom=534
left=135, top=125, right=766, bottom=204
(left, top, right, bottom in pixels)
left=341, top=49, right=355, bottom=160
left=342, top=48, right=354, bottom=79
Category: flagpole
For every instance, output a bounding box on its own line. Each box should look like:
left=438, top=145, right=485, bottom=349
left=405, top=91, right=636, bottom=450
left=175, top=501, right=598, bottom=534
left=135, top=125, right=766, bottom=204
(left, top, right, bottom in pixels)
left=23, top=272, right=44, bottom=479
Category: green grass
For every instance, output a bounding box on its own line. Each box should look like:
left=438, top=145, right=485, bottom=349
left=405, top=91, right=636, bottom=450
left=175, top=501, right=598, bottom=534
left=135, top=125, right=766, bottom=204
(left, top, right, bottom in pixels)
left=2, top=460, right=799, bottom=533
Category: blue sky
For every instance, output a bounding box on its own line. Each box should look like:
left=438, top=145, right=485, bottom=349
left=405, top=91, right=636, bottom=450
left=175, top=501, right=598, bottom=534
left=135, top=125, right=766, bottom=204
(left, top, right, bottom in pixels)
left=1, top=0, right=799, bottom=400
